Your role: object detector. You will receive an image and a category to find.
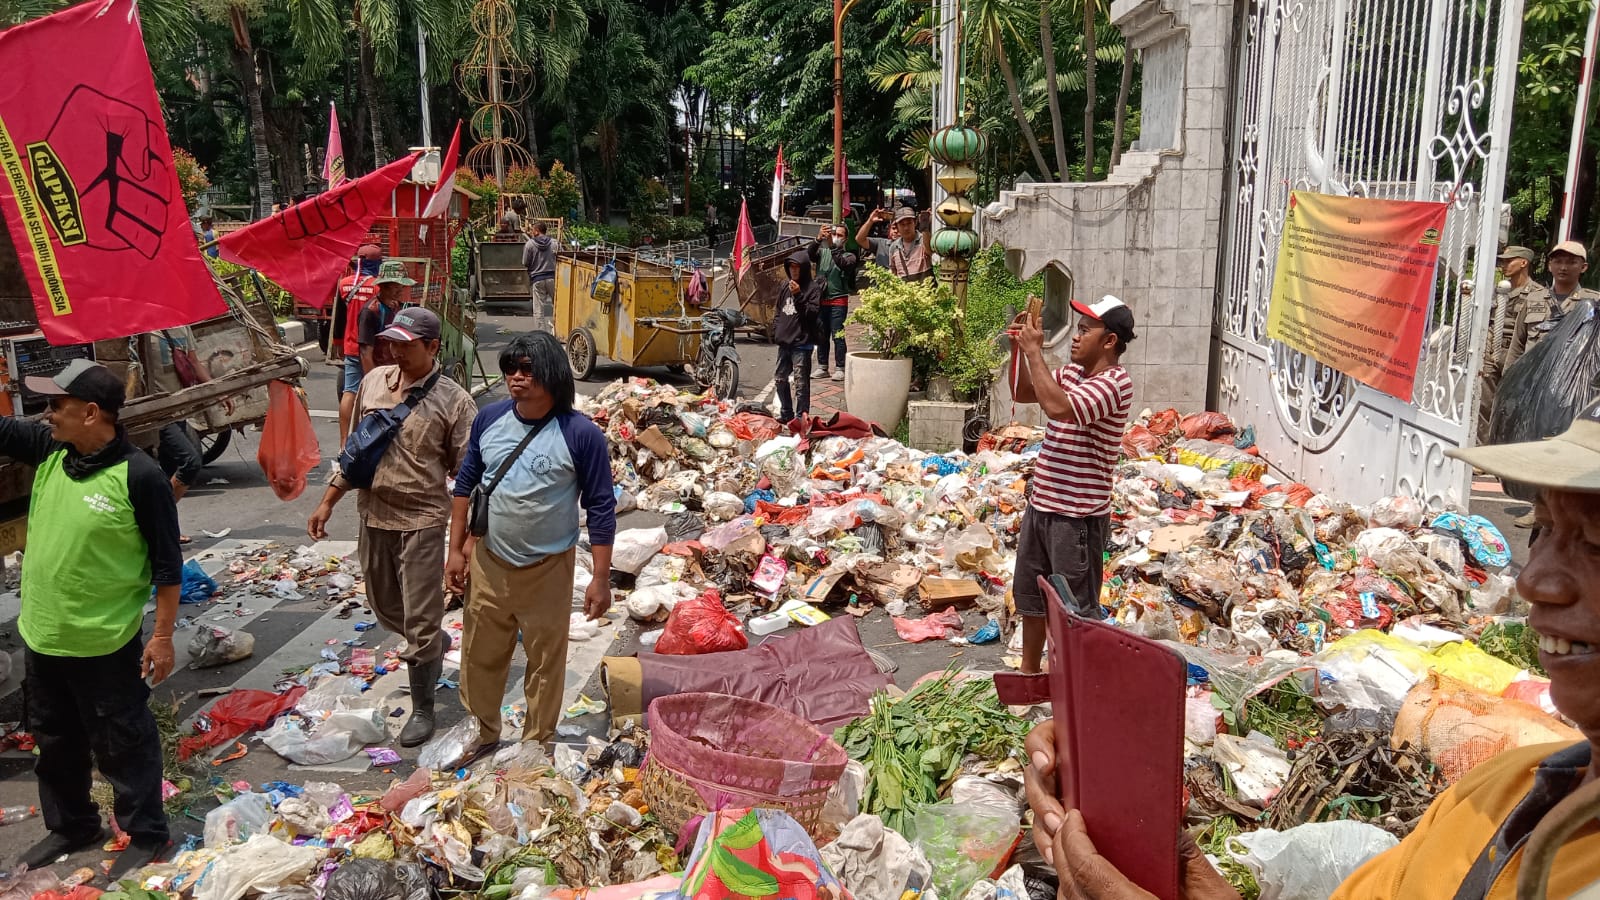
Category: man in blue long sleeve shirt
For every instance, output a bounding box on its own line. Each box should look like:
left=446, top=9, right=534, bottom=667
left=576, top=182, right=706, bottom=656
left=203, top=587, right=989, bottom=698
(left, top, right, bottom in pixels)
left=447, top=332, right=615, bottom=759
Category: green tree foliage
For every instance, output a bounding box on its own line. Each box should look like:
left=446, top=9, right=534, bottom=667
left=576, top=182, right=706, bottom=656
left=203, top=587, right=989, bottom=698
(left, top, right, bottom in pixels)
left=1508, top=0, right=1598, bottom=250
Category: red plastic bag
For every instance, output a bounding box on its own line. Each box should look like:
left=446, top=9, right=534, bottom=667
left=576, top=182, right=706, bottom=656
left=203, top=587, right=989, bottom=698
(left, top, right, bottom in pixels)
left=1147, top=409, right=1182, bottom=436
left=1179, top=411, right=1237, bottom=441
left=36, top=888, right=103, bottom=900
left=178, top=686, right=307, bottom=760
left=1121, top=425, right=1164, bottom=459
left=256, top=380, right=321, bottom=501
left=892, top=607, right=964, bottom=642
left=655, top=589, right=750, bottom=656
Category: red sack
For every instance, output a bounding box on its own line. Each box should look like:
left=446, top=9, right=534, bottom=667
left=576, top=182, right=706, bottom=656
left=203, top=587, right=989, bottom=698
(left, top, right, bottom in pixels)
left=1179, top=411, right=1237, bottom=441
left=1147, top=409, right=1182, bottom=436
left=1121, top=425, right=1164, bottom=458
left=655, top=589, right=749, bottom=656
left=256, top=380, right=321, bottom=501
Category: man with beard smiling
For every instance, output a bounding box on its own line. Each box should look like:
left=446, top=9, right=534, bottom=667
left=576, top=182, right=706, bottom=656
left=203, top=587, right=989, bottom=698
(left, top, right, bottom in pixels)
left=448, top=332, right=615, bottom=764
left=1025, top=402, right=1600, bottom=899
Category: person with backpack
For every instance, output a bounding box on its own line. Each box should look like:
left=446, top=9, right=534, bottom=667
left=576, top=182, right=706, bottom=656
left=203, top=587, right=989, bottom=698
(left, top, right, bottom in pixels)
left=808, top=224, right=860, bottom=382
left=773, top=250, right=821, bottom=424
left=308, top=308, right=478, bottom=748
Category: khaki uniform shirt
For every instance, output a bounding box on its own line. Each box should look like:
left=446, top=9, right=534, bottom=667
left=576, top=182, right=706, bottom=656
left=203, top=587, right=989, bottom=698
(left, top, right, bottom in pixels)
left=1521, top=285, right=1600, bottom=357
left=1504, top=283, right=1556, bottom=367
left=334, top=363, right=477, bottom=531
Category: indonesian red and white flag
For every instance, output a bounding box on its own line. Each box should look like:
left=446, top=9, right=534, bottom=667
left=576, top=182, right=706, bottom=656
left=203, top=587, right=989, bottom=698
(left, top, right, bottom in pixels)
left=420, top=121, right=461, bottom=219
left=770, top=145, right=786, bottom=221
left=732, top=198, right=756, bottom=282
left=218, top=153, right=419, bottom=306
left=0, top=0, right=226, bottom=344
left=321, top=101, right=345, bottom=188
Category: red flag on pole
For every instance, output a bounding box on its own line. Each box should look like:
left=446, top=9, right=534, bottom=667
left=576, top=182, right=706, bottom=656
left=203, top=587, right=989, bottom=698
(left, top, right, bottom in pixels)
left=732, top=198, right=756, bottom=282
left=420, top=121, right=460, bottom=219
left=0, top=0, right=226, bottom=344
left=322, top=101, right=345, bottom=188
left=770, top=145, right=786, bottom=222
left=218, top=153, right=419, bottom=306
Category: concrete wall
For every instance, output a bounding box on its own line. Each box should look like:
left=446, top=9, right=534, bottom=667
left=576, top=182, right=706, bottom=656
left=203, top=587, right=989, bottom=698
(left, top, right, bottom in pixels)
left=980, top=0, right=1233, bottom=422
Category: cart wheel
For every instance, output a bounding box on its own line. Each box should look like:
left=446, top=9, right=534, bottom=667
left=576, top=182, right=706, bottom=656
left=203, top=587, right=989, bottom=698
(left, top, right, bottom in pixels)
left=568, top=328, right=598, bottom=380
left=447, top=357, right=469, bottom=386
left=714, top=356, right=740, bottom=400
left=200, top=429, right=232, bottom=465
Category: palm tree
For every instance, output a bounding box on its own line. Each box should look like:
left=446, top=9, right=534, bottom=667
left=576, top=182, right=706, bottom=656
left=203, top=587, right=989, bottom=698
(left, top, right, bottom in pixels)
left=1039, top=0, right=1068, bottom=179
left=1110, top=46, right=1136, bottom=167
left=967, top=0, right=1051, bottom=179
left=1081, top=0, right=1098, bottom=177
left=215, top=2, right=277, bottom=215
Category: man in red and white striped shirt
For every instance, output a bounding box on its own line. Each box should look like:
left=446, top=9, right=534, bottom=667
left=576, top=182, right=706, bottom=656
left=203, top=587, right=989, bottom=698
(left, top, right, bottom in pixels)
left=1012, top=295, right=1136, bottom=674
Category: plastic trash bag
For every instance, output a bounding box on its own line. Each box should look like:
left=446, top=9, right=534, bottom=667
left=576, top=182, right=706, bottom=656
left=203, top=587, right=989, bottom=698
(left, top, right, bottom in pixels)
left=1365, top=495, right=1424, bottom=529
left=1230, top=821, right=1398, bottom=900
left=179, top=686, right=307, bottom=760
left=295, top=676, right=372, bottom=717
left=256, top=380, right=321, bottom=502
left=204, top=792, right=274, bottom=848
left=189, top=626, right=255, bottom=668
left=418, top=717, right=483, bottom=771
left=703, top=492, right=747, bottom=522
left=819, top=813, right=933, bottom=900
left=1490, top=299, right=1600, bottom=500
left=892, top=608, right=963, bottom=643
left=177, top=559, right=217, bottom=604
left=195, top=834, right=323, bottom=900
left=0, top=868, right=60, bottom=900
left=260, top=709, right=386, bottom=766
left=654, top=589, right=748, bottom=655
left=907, top=800, right=1019, bottom=900
left=322, top=859, right=433, bottom=900
left=1211, top=733, right=1292, bottom=806
left=613, top=527, right=668, bottom=575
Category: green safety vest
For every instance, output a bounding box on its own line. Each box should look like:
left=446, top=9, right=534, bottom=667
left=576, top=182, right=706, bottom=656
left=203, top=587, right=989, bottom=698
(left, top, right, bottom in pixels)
left=19, top=449, right=152, bottom=657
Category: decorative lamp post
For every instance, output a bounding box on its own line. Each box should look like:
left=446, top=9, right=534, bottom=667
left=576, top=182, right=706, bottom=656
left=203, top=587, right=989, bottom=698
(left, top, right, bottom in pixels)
left=927, top=124, right=986, bottom=316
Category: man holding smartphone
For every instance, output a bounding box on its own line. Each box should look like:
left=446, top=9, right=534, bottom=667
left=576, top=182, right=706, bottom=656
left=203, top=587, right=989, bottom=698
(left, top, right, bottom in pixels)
left=1011, top=296, right=1136, bottom=674
left=855, top=206, right=932, bottom=281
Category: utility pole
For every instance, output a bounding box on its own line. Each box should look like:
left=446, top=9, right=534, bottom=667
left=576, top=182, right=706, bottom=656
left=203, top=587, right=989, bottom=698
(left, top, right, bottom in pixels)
left=832, top=0, right=862, bottom=224
left=417, top=24, right=432, bottom=148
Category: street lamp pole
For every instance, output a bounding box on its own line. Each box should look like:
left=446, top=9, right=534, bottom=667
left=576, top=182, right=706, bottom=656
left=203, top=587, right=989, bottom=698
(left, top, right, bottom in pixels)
left=832, top=0, right=861, bottom=224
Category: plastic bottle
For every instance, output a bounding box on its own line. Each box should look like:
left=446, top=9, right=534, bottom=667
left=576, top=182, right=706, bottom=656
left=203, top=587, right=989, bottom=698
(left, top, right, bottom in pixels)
left=0, top=804, right=41, bottom=825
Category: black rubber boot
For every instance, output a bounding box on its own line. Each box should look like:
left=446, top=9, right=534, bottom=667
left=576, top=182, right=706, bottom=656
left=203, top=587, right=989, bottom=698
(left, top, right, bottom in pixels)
left=399, top=655, right=443, bottom=748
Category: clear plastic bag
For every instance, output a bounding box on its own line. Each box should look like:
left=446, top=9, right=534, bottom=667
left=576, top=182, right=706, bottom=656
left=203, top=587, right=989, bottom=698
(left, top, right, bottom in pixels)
left=204, top=792, right=274, bottom=848
left=613, top=527, right=668, bottom=575
left=418, top=717, right=482, bottom=770
left=260, top=710, right=385, bottom=766
left=195, top=834, right=323, bottom=900
left=908, top=800, right=1019, bottom=900
left=188, top=626, right=256, bottom=669
left=1230, top=821, right=1398, bottom=900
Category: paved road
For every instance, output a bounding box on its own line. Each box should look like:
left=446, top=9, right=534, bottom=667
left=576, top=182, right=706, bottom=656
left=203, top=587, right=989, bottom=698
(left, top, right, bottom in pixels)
left=0, top=298, right=997, bottom=865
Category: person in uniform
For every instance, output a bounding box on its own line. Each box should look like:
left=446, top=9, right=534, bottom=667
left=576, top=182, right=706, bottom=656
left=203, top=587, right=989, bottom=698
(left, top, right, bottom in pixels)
left=1478, top=246, right=1547, bottom=442
left=1515, top=240, right=1600, bottom=357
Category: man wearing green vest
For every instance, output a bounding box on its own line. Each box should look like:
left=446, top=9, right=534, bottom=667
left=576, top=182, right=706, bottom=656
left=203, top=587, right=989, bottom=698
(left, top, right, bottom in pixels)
left=3, top=360, right=181, bottom=877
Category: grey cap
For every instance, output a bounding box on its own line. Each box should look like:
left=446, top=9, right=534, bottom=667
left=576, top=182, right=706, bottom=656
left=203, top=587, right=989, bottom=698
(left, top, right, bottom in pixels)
left=25, top=358, right=125, bottom=412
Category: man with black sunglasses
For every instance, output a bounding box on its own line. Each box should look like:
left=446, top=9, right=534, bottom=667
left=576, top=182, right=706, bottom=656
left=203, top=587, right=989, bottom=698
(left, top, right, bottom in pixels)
left=447, top=332, right=615, bottom=762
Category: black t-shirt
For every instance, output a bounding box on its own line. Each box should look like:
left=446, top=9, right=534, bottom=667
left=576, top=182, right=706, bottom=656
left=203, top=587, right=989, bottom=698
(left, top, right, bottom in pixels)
left=357, top=301, right=398, bottom=368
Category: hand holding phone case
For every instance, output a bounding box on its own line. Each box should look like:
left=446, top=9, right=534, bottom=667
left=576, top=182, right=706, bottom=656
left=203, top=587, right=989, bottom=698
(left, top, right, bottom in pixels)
left=994, top=575, right=1187, bottom=900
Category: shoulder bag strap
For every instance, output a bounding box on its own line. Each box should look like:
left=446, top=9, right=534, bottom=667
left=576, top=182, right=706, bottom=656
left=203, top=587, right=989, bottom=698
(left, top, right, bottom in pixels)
left=386, top=369, right=443, bottom=427
left=482, top=415, right=551, bottom=498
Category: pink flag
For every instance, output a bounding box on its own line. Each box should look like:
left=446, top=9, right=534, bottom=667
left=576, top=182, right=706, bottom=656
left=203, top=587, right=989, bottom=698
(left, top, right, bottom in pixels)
left=770, top=145, right=787, bottom=221
left=421, top=121, right=461, bottom=219
left=322, top=101, right=345, bottom=188
left=733, top=198, right=756, bottom=281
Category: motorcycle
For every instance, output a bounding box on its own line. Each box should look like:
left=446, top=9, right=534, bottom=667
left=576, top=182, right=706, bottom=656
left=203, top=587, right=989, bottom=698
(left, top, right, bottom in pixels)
left=691, top=308, right=746, bottom=400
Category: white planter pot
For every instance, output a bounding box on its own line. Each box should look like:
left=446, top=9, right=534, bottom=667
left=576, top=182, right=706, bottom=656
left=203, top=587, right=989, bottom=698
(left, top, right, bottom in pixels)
left=844, top=351, right=914, bottom=433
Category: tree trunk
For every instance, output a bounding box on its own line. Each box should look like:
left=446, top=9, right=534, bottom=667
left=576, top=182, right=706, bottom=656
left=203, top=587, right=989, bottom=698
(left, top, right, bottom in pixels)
left=1040, top=1, right=1068, bottom=180
left=994, top=23, right=1051, bottom=180
left=1082, top=0, right=1098, bottom=178
left=228, top=7, right=275, bottom=217
left=566, top=94, right=591, bottom=219
left=357, top=25, right=388, bottom=167
left=1110, top=46, right=1136, bottom=168
left=522, top=89, right=540, bottom=164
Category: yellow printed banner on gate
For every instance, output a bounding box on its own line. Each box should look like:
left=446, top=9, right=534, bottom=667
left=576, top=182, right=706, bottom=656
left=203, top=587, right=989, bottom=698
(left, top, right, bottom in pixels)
left=1266, top=190, right=1449, bottom=402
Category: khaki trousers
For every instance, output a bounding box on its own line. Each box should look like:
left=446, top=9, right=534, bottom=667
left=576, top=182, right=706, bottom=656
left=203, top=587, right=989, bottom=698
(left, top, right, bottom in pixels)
left=357, top=523, right=448, bottom=666
left=459, top=544, right=576, bottom=743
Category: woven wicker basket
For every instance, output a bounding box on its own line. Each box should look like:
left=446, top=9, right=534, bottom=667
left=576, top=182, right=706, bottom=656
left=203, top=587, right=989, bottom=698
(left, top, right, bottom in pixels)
left=640, top=692, right=848, bottom=840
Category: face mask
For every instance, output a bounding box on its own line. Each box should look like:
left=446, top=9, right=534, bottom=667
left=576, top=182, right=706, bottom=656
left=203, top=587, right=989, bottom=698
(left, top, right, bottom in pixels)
left=832, top=237, right=845, bottom=248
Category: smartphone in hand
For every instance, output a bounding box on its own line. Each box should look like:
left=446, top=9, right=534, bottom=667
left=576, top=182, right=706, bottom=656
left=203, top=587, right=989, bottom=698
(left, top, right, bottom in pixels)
left=1026, top=295, right=1044, bottom=327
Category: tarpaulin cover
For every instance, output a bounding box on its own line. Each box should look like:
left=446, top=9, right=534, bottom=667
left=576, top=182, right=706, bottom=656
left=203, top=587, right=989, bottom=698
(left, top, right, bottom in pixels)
left=614, top=615, right=891, bottom=731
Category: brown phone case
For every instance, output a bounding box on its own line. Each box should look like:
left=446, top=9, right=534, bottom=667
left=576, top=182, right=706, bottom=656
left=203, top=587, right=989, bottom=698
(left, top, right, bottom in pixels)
left=994, top=576, right=1186, bottom=900
left=1026, top=295, right=1043, bottom=326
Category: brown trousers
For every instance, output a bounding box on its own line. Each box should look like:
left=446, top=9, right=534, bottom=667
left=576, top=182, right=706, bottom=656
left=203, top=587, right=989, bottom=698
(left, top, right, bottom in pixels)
left=459, top=544, right=576, bottom=743
left=357, top=523, right=448, bottom=666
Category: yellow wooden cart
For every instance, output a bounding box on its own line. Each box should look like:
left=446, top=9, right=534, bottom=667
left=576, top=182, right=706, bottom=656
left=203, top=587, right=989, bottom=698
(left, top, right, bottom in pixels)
left=556, top=250, right=744, bottom=397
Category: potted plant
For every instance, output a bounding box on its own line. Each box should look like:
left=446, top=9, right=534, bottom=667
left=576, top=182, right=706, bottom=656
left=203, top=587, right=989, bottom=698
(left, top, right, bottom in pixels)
left=845, top=264, right=959, bottom=433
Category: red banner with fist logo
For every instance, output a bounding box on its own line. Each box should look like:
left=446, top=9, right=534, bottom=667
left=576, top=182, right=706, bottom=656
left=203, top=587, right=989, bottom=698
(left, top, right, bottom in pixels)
left=216, top=153, right=420, bottom=308
left=0, top=0, right=226, bottom=344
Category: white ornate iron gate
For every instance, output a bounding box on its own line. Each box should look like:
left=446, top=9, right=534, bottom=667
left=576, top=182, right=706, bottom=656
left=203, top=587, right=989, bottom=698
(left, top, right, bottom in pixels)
left=1214, top=0, right=1525, bottom=508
